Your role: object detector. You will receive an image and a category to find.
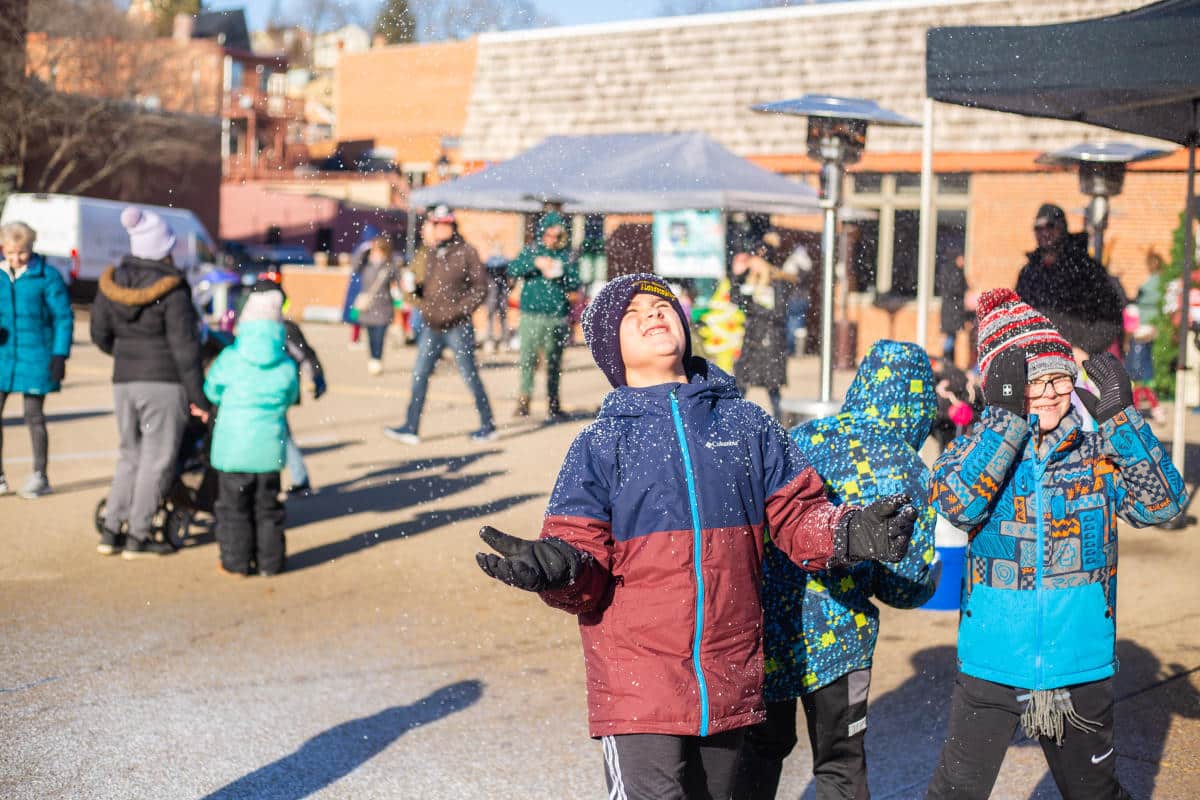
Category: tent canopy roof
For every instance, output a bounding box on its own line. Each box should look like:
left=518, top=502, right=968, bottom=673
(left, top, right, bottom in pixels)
left=926, top=0, right=1200, bottom=145
left=410, top=132, right=823, bottom=215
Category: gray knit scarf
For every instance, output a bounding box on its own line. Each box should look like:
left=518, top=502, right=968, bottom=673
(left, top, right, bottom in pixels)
left=1017, top=689, right=1101, bottom=746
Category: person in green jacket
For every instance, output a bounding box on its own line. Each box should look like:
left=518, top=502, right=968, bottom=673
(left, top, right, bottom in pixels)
left=204, top=290, right=299, bottom=577
left=507, top=212, right=580, bottom=421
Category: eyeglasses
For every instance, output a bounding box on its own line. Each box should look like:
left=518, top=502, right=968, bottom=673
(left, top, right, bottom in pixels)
left=1025, top=376, right=1074, bottom=398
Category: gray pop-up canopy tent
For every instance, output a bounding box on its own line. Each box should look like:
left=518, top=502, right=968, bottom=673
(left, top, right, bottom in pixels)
left=926, top=0, right=1200, bottom=475
left=410, top=132, right=823, bottom=215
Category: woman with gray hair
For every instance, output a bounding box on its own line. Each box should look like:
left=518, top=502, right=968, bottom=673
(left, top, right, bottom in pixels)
left=0, top=221, right=74, bottom=498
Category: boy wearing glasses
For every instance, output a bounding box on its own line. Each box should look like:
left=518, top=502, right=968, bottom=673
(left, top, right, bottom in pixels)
left=925, top=288, right=1185, bottom=799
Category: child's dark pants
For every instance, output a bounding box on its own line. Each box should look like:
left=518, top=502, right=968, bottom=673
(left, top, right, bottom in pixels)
left=734, top=669, right=871, bottom=800
left=602, top=730, right=744, bottom=800
left=926, top=673, right=1130, bottom=800
left=215, top=470, right=285, bottom=574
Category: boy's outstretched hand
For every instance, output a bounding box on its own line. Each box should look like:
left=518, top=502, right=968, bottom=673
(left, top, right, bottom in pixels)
left=476, top=526, right=582, bottom=592
left=840, top=494, right=918, bottom=563
left=1077, top=352, right=1133, bottom=424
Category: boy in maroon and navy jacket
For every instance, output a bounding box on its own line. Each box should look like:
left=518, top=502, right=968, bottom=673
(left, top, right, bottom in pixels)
left=476, top=274, right=917, bottom=799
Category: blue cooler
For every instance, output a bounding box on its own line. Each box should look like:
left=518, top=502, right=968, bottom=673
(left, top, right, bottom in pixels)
left=923, top=515, right=968, bottom=611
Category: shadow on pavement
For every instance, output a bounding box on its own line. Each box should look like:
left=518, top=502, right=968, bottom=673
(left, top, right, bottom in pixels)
left=2, top=408, right=110, bottom=426
left=295, top=439, right=358, bottom=458
left=287, top=493, right=542, bottom=572
left=199, top=679, right=484, bottom=800
left=816, top=641, right=1199, bottom=798
left=1022, top=639, right=1200, bottom=798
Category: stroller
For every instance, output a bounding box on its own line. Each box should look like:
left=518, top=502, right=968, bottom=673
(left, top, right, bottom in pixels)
left=92, top=326, right=231, bottom=549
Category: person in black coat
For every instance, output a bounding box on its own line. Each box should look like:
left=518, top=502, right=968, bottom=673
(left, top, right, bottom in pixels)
left=90, top=208, right=209, bottom=558
left=937, top=249, right=970, bottom=365
left=1015, top=204, right=1125, bottom=356
left=731, top=232, right=802, bottom=420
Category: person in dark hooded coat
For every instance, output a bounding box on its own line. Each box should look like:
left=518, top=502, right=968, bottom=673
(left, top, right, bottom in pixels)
left=90, top=208, right=209, bottom=558
left=1014, top=204, right=1125, bottom=356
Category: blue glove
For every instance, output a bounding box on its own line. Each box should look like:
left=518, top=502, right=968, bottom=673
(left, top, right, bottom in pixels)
left=312, top=375, right=327, bottom=400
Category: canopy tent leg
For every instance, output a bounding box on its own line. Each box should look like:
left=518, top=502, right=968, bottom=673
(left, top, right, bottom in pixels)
left=405, top=207, right=417, bottom=264
left=1171, top=101, right=1198, bottom=480
left=916, top=97, right=936, bottom=351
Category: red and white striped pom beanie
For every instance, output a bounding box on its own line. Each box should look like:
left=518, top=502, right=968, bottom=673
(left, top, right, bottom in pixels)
left=976, top=288, right=1077, bottom=386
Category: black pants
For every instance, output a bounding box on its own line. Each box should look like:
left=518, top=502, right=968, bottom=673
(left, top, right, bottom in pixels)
left=215, top=471, right=285, bottom=574
left=734, top=670, right=871, bottom=800
left=602, top=730, right=744, bottom=800
left=0, top=391, right=47, bottom=475
left=926, top=673, right=1130, bottom=800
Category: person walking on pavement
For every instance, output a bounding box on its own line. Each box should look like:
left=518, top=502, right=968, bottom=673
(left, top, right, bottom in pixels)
left=507, top=212, right=580, bottom=421
left=0, top=222, right=73, bottom=499
left=346, top=237, right=399, bottom=376
left=91, top=208, right=210, bottom=558
left=1015, top=204, right=1125, bottom=357
left=384, top=206, right=495, bottom=444
left=734, top=340, right=941, bottom=800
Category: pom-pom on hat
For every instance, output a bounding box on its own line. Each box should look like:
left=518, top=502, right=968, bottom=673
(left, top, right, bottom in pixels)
left=120, top=207, right=176, bottom=262
left=583, top=273, right=691, bottom=388
left=976, top=288, right=1077, bottom=386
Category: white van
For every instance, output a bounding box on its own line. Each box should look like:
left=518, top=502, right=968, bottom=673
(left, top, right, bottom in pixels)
left=0, top=193, right=218, bottom=285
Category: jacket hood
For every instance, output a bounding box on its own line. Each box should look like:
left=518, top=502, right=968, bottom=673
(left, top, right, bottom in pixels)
left=597, top=359, right=737, bottom=419
left=232, top=320, right=289, bottom=367
left=98, top=258, right=183, bottom=320
left=535, top=212, right=570, bottom=253
left=839, top=340, right=936, bottom=448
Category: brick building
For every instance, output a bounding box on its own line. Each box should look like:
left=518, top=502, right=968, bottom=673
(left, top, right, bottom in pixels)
left=335, top=0, right=1189, bottom=350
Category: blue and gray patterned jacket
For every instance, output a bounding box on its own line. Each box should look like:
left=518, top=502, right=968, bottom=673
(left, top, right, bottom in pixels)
left=763, top=340, right=939, bottom=700
left=930, top=402, right=1185, bottom=690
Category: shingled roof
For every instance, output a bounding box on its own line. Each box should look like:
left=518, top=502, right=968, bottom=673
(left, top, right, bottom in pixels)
left=460, top=0, right=1156, bottom=162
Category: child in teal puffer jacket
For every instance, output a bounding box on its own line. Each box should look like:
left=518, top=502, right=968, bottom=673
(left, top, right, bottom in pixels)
left=204, top=290, right=299, bottom=576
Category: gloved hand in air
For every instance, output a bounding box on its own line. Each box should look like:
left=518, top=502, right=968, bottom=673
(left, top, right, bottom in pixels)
left=836, top=494, right=918, bottom=564
left=476, top=526, right=583, bottom=592
left=312, top=374, right=327, bottom=400
left=983, top=348, right=1028, bottom=416
left=49, top=355, right=66, bottom=384
left=1076, top=352, right=1134, bottom=424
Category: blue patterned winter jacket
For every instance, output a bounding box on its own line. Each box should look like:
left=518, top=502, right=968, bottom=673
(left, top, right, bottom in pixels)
left=763, top=340, right=939, bottom=700
left=930, top=403, right=1185, bottom=690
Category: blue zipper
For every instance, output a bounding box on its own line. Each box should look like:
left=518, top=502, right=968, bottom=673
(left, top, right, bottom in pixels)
left=1031, top=415, right=1047, bottom=690
left=669, top=388, right=711, bottom=736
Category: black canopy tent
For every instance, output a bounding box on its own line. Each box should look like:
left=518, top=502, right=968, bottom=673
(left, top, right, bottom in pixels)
left=926, top=0, right=1200, bottom=475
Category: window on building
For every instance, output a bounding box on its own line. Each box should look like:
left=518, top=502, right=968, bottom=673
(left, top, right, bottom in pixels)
left=229, top=60, right=244, bottom=90
left=266, top=225, right=282, bottom=245
left=846, top=173, right=971, bottom=298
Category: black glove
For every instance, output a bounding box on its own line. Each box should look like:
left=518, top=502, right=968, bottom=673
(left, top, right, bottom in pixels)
left=49, top=355, right=66, bottom=384
left=475, top=526, right=583, bottom=592
left=1077, top=352, right=1133, bottom=424
left=835, top=494, right=918, bottom=563
left=983, top=348, right=1027, bottom=416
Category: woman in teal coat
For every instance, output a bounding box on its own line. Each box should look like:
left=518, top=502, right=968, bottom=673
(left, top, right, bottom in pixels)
left=0, top=222, right=73, bottom=499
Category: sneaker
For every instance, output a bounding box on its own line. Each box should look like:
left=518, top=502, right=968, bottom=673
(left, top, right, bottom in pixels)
left=121, top=536, right=175, bottom=559
left=97, top=528, right=125, bottom=556
left=0, top=474, right=9, bottom=495
left=469, top=426, right=498, bottom=442
left=18, top=472, right=51, bottom=499
left=367, top=358, right=383, bottom=376
left=513, top=395, right=531, bottom=418
left=287, top=481, right=314, bottom=497
left=383, top=425, right=420, bottom=445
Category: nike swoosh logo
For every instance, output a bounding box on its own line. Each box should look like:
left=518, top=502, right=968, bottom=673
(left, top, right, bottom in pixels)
left=1091, top=747, right=1114, bottom=764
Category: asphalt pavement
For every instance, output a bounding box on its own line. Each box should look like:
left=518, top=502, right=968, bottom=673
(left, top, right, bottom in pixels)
left=2, top=320, right=1198, bottom=799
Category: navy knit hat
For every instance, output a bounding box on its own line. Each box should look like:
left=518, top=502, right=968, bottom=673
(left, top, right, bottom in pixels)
left=583, top=273, right=692, bottom=388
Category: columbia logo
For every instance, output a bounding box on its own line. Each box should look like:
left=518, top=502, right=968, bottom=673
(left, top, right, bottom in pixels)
left=706, top=440, right=739, bottom=448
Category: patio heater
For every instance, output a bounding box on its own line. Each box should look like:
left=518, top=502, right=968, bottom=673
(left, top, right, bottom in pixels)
left=752, top=95, right=918, bottom=410
left=1035, top=142, right=1171, bottom=265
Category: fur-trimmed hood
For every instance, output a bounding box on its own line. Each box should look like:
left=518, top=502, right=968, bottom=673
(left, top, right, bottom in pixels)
left=98, top=257, right=184, bottom=320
